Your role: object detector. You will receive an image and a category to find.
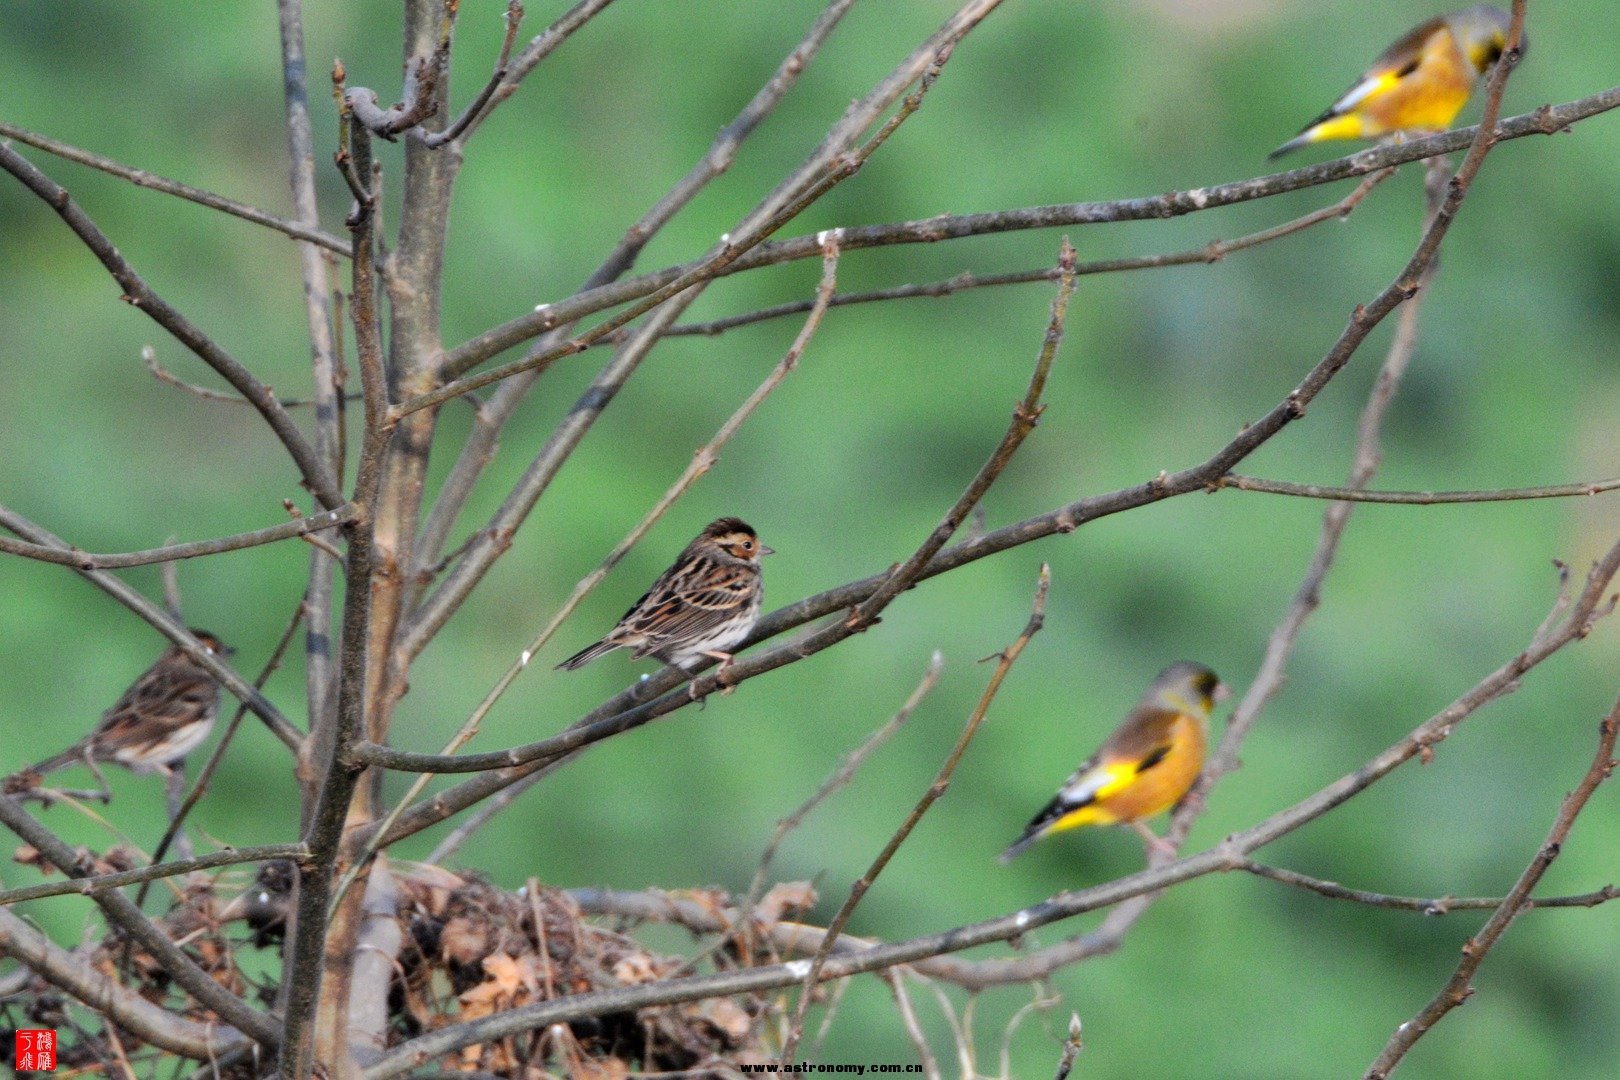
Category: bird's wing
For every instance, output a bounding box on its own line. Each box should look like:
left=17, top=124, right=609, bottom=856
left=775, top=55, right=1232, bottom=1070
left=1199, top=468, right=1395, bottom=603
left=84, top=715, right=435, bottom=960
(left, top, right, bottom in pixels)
left=999, top=704, right=1195, bottom=861
left=1059, top=713, right=1179, bottom=805
left=94, top=662, right=217, bottom=753
left=619, top=555, right=756, bottom=646
left=1319, top=17, right=1448, bottom=123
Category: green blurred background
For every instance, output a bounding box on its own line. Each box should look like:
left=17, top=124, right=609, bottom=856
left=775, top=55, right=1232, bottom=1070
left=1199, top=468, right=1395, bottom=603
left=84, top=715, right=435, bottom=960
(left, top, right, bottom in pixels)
left=3, top=1, right=1619, bottom=1076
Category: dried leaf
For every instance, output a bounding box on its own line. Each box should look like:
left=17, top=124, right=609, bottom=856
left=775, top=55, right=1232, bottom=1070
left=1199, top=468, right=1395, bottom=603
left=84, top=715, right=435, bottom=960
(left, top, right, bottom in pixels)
left=756, top=881, right=817, bottom=926
left=458, top=952, right=529, bottom=1017
left=572, top=1058, right=629, bottom=1080
left=686, top=996, right=752, bottom=1045
left=440, top=915, right=495, bottom=969
left=13, top=845, right=49, bottom=872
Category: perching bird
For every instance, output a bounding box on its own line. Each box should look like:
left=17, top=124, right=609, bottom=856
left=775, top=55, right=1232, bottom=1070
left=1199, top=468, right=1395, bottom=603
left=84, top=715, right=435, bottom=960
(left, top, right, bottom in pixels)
left=5, top=631, right=231, bottom=795
left=557, top=518, right=773, bottom=672
left=999, top=662, right=1228, bottom=863
left=1269, top=5, right=1519, bottom=160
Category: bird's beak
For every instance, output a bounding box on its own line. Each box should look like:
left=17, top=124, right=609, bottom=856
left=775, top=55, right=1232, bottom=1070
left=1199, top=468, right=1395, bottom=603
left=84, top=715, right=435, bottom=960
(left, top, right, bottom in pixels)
left=1213, top=681, right=1232, bottom=704
left=760, top=544, right=776, bottom=557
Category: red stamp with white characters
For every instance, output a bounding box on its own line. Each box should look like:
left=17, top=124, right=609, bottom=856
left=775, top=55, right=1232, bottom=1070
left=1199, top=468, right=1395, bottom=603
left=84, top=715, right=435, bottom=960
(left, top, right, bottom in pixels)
left=14, top=1030, right=57, bottom=1071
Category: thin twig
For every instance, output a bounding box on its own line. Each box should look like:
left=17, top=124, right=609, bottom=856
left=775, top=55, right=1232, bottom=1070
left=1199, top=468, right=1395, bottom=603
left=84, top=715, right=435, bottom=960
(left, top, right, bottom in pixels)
left=0, top=844, right=308, bottom=907
left=0, top=503, right=355, bottom=569
left=423, top=0, right=526, bottom=147
left=1219, top=474, right=1620, bottom=504
left=0, top=905, right=242, bottom=1059
left=640, top=167, right=1394, bottom=345
left=884, top=970, right=943, bottom=1080
left=145, top=347, right=362, bottom=409
left=398, top=39, right=963, bottom=416
left=136, top=598, right=309, bottom=908
left=0, top=143, right=343, bottom=509
left=277, top=0, right=347, bottom=775
left=1238, top=860, right=1620, bottom=914
left=777, top=565, right=1049, bottom=1067
left=453, top=0, right=619, bottom=143
left=371, top=242, right=843, bottom=876
left=278, top=111, right=391, bottom=1080
left=1367, top=709, right=1618, bottom=1074
left=0, top=793, right=282, bottom=1046
left=434, top=88, right=1620, bottom=378
left=361, top=538, right=1620, bottom=1077
left=743, top=650, right=943, bottom=929
left=0, top=121, right=349, bottom=255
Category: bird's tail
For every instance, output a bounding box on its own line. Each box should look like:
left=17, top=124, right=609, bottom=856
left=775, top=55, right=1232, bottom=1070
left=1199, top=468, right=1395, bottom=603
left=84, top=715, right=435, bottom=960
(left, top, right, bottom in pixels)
left=1267, top=132, right=1315, bottom=160
left=555, top=639, right=621, bottom=671
left=10, top=743, right=91, bottom=785
left=997, top=829, right=1043, bottom=865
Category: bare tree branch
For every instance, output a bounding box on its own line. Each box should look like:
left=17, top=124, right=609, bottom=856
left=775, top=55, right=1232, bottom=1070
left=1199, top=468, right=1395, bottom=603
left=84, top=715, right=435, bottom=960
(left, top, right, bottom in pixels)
left=1219, top=474, right=1620, bottom=504
left=778, top=563, right=1049, bottom=1066
left=0, top=844, right=308, bottom=907
left=0, top=507, right=304, bottom=751
left=279, top=111, right=392, bottom=1080
left=0, top=793, right=282, bottom=1046
left=362, top=536, right=1620, bottom=1076
left=0, top=503, right=354, bottom=569
left=0, top=905, right=246, bottom=1059
left=1238, top=860, right=1620, bottom=914
left=276, top=0, right=349, bottom=777
left=144, top=347, right=361, bottom=408
left=0, top=143, right=344, bottom=509
left=642, top=166, right=1394, bottom=345
left=452, top=0, right=620, bottom=144
left=1365, top=701, right=1618, bottom=1077
left=434, top=88, right=1620, bottom=378
left=421, top=0, right=526, bottom=148
left=0, top=120, right=349, bottom=255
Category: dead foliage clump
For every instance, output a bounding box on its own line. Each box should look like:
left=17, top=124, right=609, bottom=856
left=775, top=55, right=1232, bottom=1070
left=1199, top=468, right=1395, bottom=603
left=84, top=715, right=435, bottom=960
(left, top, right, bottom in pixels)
left=2, top=847, right=820, bottom=1078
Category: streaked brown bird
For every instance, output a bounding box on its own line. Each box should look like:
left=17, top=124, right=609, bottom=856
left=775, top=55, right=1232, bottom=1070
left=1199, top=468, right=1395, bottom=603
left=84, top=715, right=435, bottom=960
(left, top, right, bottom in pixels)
left=5, top=631, right=231, bottom=794
left=1269, top=5, right=1519, bottom=160
left=999, top=662, right=1228, bottom=863
left=557, top=518, right=773, bottom=673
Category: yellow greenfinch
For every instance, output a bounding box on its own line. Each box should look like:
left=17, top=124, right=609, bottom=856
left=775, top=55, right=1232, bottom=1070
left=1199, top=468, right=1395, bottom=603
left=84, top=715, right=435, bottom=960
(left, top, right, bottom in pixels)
left=999, top=663, right=1228, bottom=862
left=1270, top=5, right=1519, bottom=159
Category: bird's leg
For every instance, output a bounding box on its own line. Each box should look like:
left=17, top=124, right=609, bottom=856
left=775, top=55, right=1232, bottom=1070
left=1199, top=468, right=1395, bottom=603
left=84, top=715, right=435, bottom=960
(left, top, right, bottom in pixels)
left=163, top=764, right=194, bottom=861
left=83, top=755, right=113, bottom=805
left=1129, top=820, right=1177, bottom=860
left=701, top=651, right=739, bottom=696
